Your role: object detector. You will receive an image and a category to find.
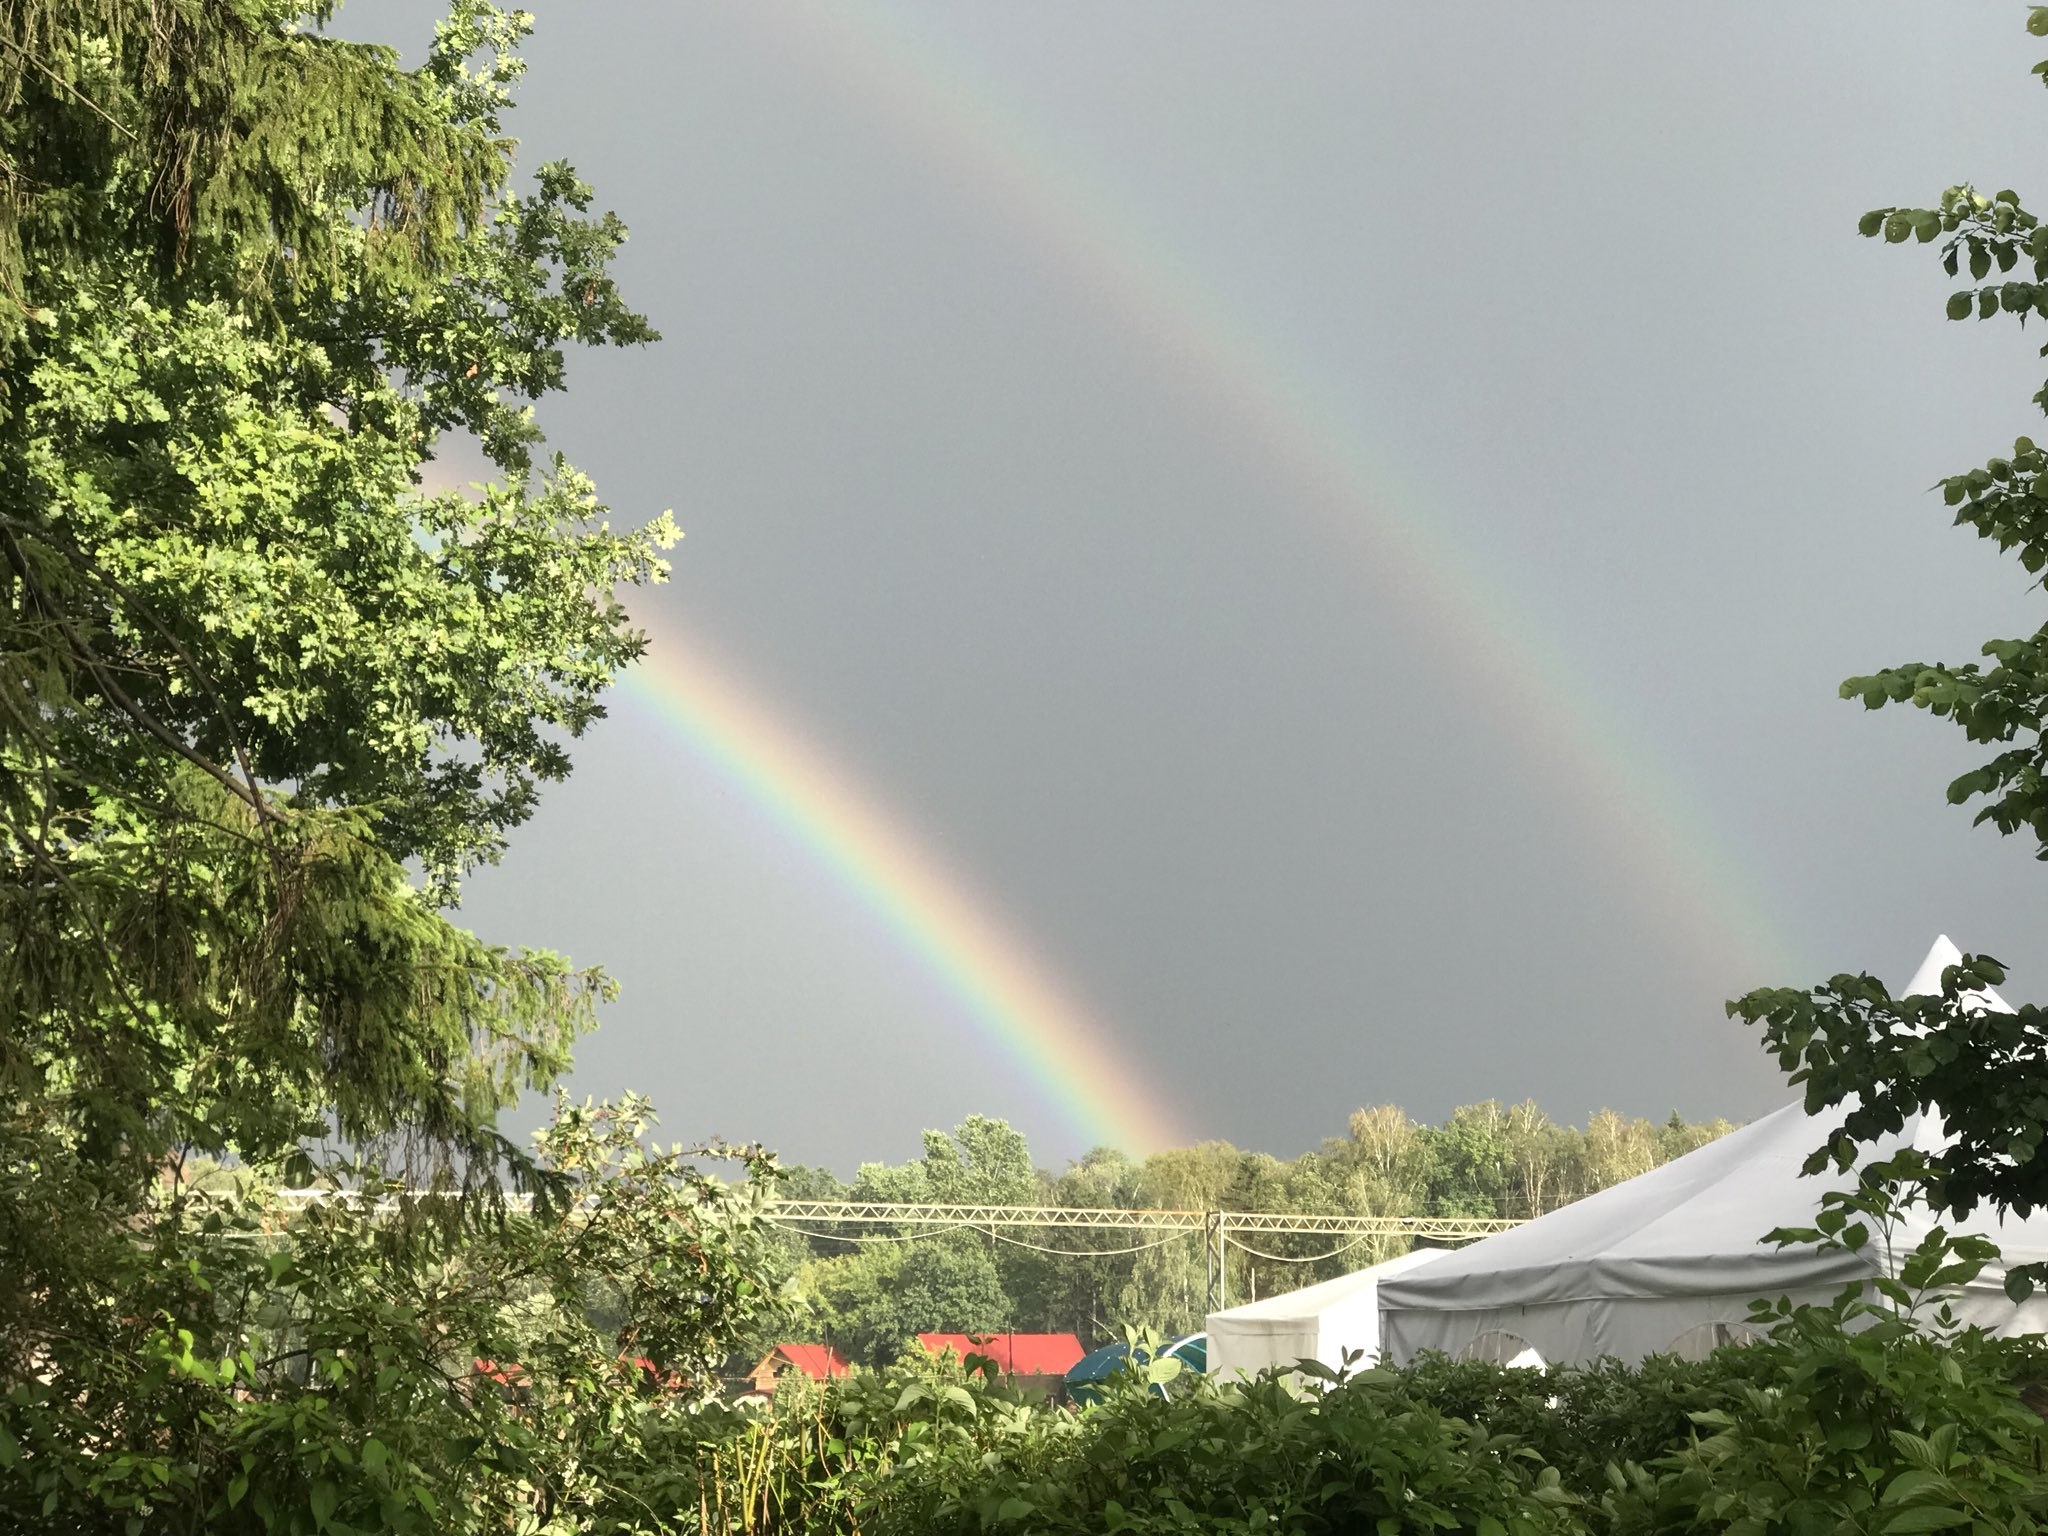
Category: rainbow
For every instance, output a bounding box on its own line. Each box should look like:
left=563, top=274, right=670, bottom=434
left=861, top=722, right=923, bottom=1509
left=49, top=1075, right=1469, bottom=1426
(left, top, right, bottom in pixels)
left=726, top=5, right=1810, bottom=990
left=608, top=10, right=1807, bottom=1157
left=618, top=618, right=1187, bottom=1156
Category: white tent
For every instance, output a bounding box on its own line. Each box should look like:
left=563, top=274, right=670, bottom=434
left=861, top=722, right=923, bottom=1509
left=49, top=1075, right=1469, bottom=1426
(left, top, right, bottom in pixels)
left=1378, top=937, right=2048, bottom=1367
left=1206, top=1246, right=1444, bottom=1379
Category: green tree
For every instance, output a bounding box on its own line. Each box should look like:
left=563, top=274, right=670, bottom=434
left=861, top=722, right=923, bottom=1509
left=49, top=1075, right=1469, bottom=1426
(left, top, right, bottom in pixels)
left=1731, top=9, right=2048, bottom=1296
left=803, top=1236, right=1012, bottom=1368
left=1423, top=1101, right=1514, bottom=1217
left=851, top=1115, right=1038, bottom=1207
left=1502, top=1099, right=1570, bottom=1218
left=0, top=2, right=670, bottom=1192
left=1012, top=1146, right=1155, bottom=1343
left=1124, top=1141, right=1244, bottom=1331
left=1574, top=1107, right=1658, bottom=1197
left=0, top=6, right=782, bottom=1531
left=1223, top=1148, right=1352, bottom=1303
left=1330, top=1102, right=1433, bottom=1216
left=1657, top=1108, right=1737, bottom=1164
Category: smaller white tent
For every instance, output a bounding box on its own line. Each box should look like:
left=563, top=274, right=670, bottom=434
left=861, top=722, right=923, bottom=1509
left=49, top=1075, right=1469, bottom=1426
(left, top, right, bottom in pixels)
left=1378, top=937, right=2048, bottom=1367
left=1206, top=1247, right=1444, bottom=1379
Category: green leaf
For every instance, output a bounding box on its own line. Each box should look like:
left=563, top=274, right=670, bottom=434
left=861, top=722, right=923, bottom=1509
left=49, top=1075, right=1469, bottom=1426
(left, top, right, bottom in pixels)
left=2030, top=7, right=2048, bottom=36
left=1881, top=1508, right=1969, bottom=1533
left=1882, top=1470, right=1950, bottom=1505
left=1892, top=1430, right=1937, bottom=1467
left=1860, top=210, right=1887, bottom=237
left=311, top=1478, right=338, bottom=1530
left=995, top=1497, right=1036, bottom=1522
left=1947, top=292, right=1973, bottom=321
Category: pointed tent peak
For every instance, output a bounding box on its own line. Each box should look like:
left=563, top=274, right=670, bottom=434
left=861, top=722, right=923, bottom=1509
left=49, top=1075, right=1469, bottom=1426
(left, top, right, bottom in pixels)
left=1901, top=934, right=2014, bottom=1014
left=1901, top=935, right=1964, bottom=999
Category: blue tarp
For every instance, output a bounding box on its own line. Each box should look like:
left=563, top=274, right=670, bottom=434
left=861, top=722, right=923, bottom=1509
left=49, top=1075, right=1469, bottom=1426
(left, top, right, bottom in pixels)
left=1065, top=1334, right=1207, bottom=1405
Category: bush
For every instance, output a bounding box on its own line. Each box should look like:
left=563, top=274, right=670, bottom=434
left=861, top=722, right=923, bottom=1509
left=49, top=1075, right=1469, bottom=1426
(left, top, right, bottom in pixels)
left=1600, top=1301, right=2048, bottom=1536
left=650, top=1351, right=1574, bottom=1535
left=1393, top=1350, right=1779, bottom=1501
left=649, top=1303, right=2048, bottom=1536
left=892, top=1366, right=1580, bottom=1536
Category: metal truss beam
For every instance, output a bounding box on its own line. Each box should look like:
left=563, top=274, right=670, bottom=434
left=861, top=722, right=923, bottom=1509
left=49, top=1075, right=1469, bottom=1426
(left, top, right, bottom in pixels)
left=765, top=1200, right=1518, bottom=1242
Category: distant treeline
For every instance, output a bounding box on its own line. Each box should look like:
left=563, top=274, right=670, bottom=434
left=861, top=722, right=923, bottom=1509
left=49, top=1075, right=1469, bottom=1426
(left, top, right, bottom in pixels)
left=751, top=1102, right=1737, bottom=1366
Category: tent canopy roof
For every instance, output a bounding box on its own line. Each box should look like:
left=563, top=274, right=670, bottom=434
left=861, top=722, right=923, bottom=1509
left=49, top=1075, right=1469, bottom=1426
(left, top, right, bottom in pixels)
left=1212, top=1246, right=1444, bottom=1324
left=1380, top=936, right=2044, bottom=1320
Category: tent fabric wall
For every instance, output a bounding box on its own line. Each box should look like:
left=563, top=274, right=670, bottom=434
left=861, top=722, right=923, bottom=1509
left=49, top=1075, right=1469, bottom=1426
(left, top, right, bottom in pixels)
left=1206, top=1247, right=1443, bottom=1379
left=1377, top=937, right=2048, bottom=1367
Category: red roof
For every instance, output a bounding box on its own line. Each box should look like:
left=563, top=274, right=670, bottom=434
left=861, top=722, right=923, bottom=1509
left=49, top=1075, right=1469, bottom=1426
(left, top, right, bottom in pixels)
left=916, top=1332, right=1085, bottom=1377
left=763, top=1343, right=851, bottom=1380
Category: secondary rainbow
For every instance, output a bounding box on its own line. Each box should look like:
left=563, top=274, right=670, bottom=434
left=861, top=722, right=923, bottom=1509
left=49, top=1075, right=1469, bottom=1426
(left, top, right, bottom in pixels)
left=739, top=5, right=1810, bottom=989
left=618, top=617, right=1185, bottom=1156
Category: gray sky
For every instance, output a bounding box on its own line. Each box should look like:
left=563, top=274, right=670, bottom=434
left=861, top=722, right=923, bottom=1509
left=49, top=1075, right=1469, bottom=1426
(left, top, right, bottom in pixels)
left=340, top=3, right=2048, bottom=1173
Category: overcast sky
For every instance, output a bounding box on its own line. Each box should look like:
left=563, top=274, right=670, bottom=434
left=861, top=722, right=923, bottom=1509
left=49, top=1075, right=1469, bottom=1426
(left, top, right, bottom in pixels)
left=339, top=3, right=2048, bottom=1173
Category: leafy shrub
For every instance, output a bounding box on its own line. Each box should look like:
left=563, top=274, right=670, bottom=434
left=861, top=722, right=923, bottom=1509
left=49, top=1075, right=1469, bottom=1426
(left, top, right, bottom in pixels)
left=651, top=1352, right=1575, bottom=1535
left=1600, top=1296, right=2048, bottom=1536
left=889, top=1366, right=1580, bottom=1536
left=651, top=1300, right=2048, bottom=1536
left=599, top=1349, right=1044, bottom=1533
left=0, top=1098, right=787, bottom=1536
left=1393, top=1349, right=1779, bottom=1502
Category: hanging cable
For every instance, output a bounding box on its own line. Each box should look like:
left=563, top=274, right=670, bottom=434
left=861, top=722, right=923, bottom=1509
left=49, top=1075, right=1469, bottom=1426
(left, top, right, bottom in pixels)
left=1219, top=1231, right=1383, bottom=1264
left=773, top=1223, right=939, bottom=1245
left=975, top=1225, right=1188, bottom=1257
left=775, top=1221, right=1190, bottom=1258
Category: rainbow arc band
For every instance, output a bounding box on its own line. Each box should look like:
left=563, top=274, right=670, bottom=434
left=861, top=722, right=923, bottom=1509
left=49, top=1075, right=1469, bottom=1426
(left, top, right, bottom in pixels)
left=620, top=621, right=1184, bottom=1156
left=614, top=9, right=1813, bottom=1153
left=732, top=4, right=1805, bottom=989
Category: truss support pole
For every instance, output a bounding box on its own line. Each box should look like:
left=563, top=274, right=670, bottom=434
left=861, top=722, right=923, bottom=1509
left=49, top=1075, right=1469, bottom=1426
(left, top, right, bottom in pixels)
left=1203, top=1211, right=1214, bottom=1315
left=1208, top=1210, right=1227, bottom=1314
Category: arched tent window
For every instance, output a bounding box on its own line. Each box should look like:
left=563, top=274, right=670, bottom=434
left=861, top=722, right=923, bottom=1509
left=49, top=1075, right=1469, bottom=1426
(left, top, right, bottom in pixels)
left=1667, top=1322, right=1761, bottom=1361
left=1458, top=1331, right=1543, bottom=1367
